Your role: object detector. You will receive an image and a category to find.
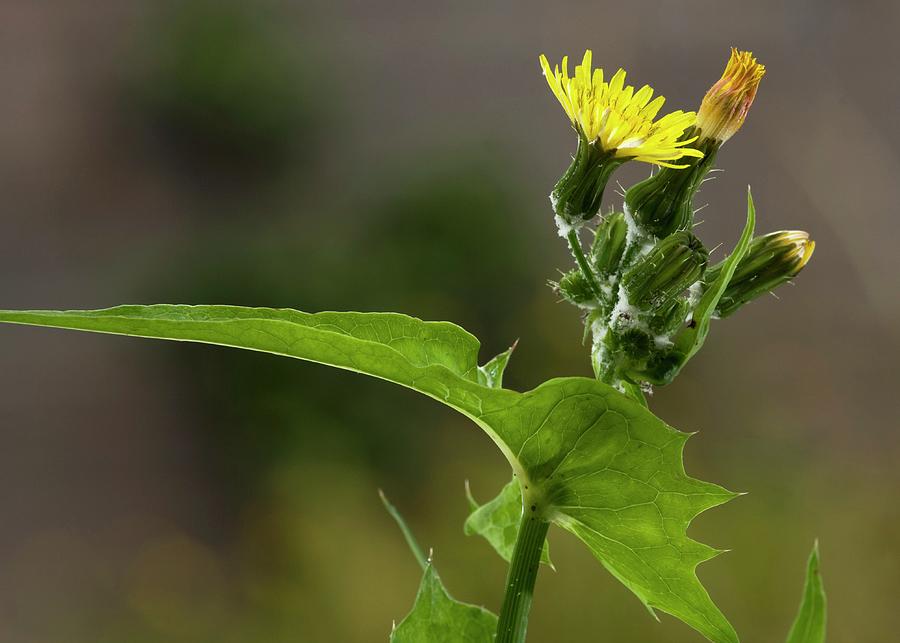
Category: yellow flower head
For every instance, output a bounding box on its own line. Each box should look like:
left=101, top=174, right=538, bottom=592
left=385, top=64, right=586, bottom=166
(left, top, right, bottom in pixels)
left=697, top=48, right=766, bottom=143
left=539, top=50, right=704, bottom=168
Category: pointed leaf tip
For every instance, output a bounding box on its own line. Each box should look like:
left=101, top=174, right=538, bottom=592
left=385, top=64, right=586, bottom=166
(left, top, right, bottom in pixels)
left=477, top=341, right=518, bottom=389
left=785, top=541, right=827, bottom=643
left=379, top=489, right=428, bottom=571
left=464, top=480, right=479, bottom=512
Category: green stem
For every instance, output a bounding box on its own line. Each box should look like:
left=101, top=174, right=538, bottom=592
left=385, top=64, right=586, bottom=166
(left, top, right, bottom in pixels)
left=495, top=506, right=550, bottom=643
left=566, top=229, right=602, bottom=300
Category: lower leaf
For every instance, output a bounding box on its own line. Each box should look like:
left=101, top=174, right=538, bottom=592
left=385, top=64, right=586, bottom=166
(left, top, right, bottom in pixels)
left=392, top=563, right=498, bottom=643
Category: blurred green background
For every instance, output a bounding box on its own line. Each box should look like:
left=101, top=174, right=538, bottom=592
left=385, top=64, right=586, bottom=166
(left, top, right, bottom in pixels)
left=0, top=1, right=897, bottom=641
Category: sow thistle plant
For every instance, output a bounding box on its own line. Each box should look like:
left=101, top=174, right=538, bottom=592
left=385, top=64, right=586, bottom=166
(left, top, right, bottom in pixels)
left=0, top=49, right=825, bottom=642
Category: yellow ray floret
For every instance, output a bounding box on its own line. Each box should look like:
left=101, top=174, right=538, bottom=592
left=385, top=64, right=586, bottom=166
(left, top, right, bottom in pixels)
left=539, top=50, right=704, bottom=168
left=697, top=48, right=766, bottom=143
left=781, top=231, right=816, bottom=272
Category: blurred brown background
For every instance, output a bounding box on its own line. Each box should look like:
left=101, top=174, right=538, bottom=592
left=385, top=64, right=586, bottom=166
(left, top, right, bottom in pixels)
left=0, top=1, right=897, bottom=641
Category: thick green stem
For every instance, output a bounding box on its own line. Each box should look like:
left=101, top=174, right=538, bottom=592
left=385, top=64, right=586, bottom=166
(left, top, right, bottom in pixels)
left=566, top=229, right=602, bottom=300
left=495, top=507, right=550, bottom=643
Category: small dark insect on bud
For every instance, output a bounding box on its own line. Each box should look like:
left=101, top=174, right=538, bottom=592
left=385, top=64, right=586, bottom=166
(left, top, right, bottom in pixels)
left=591, top=212, right=629, bottom=276
left=711, top=230, right=815, bottom=318
left=621, top=231, right=709, bottom=313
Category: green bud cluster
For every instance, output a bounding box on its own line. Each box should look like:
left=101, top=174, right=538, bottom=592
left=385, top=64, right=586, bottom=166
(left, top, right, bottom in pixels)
left=588, top=224, right=710, bottom=388
left=548, top=134, right=814, bottom=398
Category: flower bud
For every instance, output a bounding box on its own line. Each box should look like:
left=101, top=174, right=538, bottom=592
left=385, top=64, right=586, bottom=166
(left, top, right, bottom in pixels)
left=710, top=230, right=815, bottom=317
left=591, top=211, right=629, bottom=276
left=622, top=231, right=708, bottom=312
left=551, top=136, right=623, bottom=223
left=696, top=49, right=765, bottom=144
left=557, top=269, right=596, bottom=307
left=624, top=136, right=718, bottom=237
left=624, top=49, right=764, bottom=237
left=648, top=298, right=691, bottom=336
left=634, top=349, right=683, bottom=387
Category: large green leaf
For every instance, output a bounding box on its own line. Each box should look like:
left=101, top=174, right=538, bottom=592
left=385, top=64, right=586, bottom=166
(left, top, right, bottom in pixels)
left=391, top=562, right=498, bottom=643
left=0, top=305, right=738, bottom=642
left=785, top=542, right=827, bottom=643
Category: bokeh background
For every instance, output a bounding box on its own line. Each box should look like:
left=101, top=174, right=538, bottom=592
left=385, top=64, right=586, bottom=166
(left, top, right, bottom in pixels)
left=0, top=1, right=897, bottom=641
